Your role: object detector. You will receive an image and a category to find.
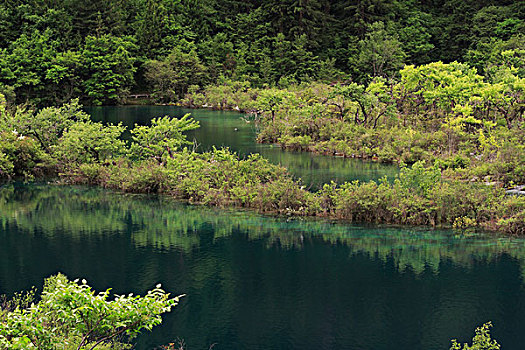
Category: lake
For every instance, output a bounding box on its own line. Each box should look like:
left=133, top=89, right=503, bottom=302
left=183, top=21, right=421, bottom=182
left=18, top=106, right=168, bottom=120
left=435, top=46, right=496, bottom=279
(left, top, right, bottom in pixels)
left=0, top=107, right=524, bottom=350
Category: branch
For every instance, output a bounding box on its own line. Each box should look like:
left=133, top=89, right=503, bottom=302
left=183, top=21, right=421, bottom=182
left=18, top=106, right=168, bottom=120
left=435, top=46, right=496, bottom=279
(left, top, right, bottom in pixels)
left=77, top=312, right=108, bottom=350
left=87, top=319, right=142, bottom=350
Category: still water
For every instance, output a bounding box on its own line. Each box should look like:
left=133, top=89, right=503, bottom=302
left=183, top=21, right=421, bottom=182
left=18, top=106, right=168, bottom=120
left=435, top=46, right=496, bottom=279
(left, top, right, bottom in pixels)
left=1, top=184, right=525, bottom=349
left=1, top=107, right=524, bottom=349
left=86, top=106, right=398, bottom=189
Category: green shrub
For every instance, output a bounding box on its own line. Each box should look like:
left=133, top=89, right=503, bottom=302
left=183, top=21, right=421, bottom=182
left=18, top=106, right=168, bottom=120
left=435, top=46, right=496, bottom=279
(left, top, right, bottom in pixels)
left=0, top=274, right=182, bottom=350
left=450, top=322, right=500, bottom=350
left=0, top=151, right=14, bottom=179
left=52, top=121, right=127, bottom=169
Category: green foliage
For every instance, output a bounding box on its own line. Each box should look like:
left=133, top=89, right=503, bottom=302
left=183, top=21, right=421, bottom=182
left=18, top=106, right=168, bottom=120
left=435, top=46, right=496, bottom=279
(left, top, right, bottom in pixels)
left=0, top=274, right=182, bottom=349
left=0, top=94, right=522, bottom=233
left=254, top=88, right=296, bottom=121
left=0, top=130, right=48, bottom=180
left=397, top=161, right=441, bottom=196
left=0, top=0, right=522, bottom=102
left=144, top=48, right=207, bottom=102
left=0, top=29, right=59, bottom=105
left=52, top=121, right=127, bottom=168
left=8, top=99, right=90, bottom=151
left=81, top=35, right=137, bottom=105
left=129, top=114, right=200, bottom=162
left=187, top=60, right=523, bottom=185
left=355, top=22, right=406, bottom=81
left=450, top=322, right=500, bottom=350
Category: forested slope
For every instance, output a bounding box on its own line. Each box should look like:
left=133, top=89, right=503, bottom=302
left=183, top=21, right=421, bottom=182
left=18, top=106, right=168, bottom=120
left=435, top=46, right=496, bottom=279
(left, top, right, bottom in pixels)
left=0, top=0, right=523, bottom=105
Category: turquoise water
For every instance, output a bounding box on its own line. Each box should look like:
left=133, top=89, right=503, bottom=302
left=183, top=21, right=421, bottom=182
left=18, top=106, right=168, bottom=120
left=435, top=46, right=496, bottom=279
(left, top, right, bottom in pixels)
left=86, top=106, right=398, bottom=190
left=1, top=107, right=523, bottom=349
left=1, top=184, right=525, bottom=349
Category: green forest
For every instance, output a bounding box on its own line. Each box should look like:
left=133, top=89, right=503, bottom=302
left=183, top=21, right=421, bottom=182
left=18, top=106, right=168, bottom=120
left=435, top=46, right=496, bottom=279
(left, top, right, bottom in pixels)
left=0, top=0, right=523, bottom=105
left=1, top=1, right=524, bottom=348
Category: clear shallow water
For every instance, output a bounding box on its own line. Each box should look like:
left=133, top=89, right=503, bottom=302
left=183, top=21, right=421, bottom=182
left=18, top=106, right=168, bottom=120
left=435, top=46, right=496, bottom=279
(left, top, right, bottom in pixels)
left=86, top=106, right=398, bottom=190
left=1, top=184, right=525, bottom=350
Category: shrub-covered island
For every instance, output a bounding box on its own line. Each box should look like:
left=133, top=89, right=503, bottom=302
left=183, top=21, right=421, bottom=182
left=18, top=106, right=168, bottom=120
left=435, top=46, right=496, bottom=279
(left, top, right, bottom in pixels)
left=1, top=96, right=523, bottom=235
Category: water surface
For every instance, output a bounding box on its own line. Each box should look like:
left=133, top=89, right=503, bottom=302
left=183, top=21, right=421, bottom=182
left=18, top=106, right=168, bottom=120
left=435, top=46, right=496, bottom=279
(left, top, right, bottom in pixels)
left=1, top=184, right=525, bottom=350
left=86, top=106, right=398, bottom=189
left=2, top=107, right=522, bottom=349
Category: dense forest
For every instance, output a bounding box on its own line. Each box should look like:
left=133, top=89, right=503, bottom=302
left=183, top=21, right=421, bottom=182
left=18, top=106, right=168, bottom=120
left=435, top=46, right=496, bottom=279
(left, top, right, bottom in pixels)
left=0, top=0, right=523, bottom=105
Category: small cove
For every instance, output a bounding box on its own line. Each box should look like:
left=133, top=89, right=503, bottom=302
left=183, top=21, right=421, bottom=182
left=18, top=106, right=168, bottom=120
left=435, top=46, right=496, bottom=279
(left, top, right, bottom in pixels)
left=86, top=106, right=399, bottom=190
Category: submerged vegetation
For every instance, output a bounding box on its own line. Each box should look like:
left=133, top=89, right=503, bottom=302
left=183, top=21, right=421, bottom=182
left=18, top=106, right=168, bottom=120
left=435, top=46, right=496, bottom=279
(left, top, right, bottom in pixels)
left=3, top=184, right=525, bottom=276
left=1, top=97, right=523, bottom=234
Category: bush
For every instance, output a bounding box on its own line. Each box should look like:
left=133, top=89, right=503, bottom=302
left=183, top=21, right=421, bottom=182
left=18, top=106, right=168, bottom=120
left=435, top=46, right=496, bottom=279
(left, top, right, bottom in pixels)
left=0, top=274, right=182, bottom=350
left=52, top=121, right=127, bottom=170
left=450, top=322, right=500, bottom=350
left=0, top=131, right=49, bottom=180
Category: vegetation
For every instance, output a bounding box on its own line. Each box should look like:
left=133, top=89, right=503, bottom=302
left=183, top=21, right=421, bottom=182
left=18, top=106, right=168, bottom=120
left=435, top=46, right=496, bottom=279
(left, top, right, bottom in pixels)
left=0, top=2, right=522, bottom=237
left=182, top=59, right=524, bottom=187
left=0, top=274, right=181, bottom=349
left=1, top=97, right=523, bottom=235
left=0, top=1, right=522, bottom=348
left=450, top=322, right=500, bottom=350
left=3, top=184, right=525, bottom=276
left=0, top=0, right=523, bottom=106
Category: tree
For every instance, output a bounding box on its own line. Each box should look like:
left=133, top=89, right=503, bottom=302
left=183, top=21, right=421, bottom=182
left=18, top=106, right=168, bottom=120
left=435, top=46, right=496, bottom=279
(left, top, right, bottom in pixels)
left=144, top=48, right=206, bottom=102
left=398, top=12, right=434, bottom=65
left=356, top=21, right=406, bottom=81
left=0, top=274, right=182, bottom=349
left=289, top=34, right=319, bottom=81
left=197, top=33, right=236, bottom=80
left=67, top=0, right=127, bottom=40
left=466, top=35, right=525, bottom=78
left=289, top=0, right=325, bottom=45
left=327, top=80, right=394, bottom=127
left=396, top=61, right=485, bottom=123
left=45, top=50, right=83, bottom=104
left=262, top=0, right=293, bottom=36
left=133, top=0, right=193, bottom=59
left=270, top=33, right=319, bottom=84
left=81, top=35, right=137, bottom=105
left=336, top=0, right=394, bottom=38
left=480, top=61, right=525, bottom=128
left=8, top=99, right=90, bottom=152
left=254, top=89, right=296, bottom=122
left=0, top=29, right=58, bottom=104
left=52, top=121, right=127, bottom=168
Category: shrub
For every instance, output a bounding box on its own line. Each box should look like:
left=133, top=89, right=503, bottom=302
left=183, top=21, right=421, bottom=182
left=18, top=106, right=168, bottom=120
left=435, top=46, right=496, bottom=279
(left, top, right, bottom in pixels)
left=0, top=274, right=182, bottom=350
left=450, top=322, right=500, bottom=350
left=52, top=121, right=127, bottom=170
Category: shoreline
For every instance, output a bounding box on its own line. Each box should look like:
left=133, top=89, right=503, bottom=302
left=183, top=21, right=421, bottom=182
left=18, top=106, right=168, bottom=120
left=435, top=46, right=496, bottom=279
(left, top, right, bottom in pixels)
left=2, top=100, right=523, bottom=236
